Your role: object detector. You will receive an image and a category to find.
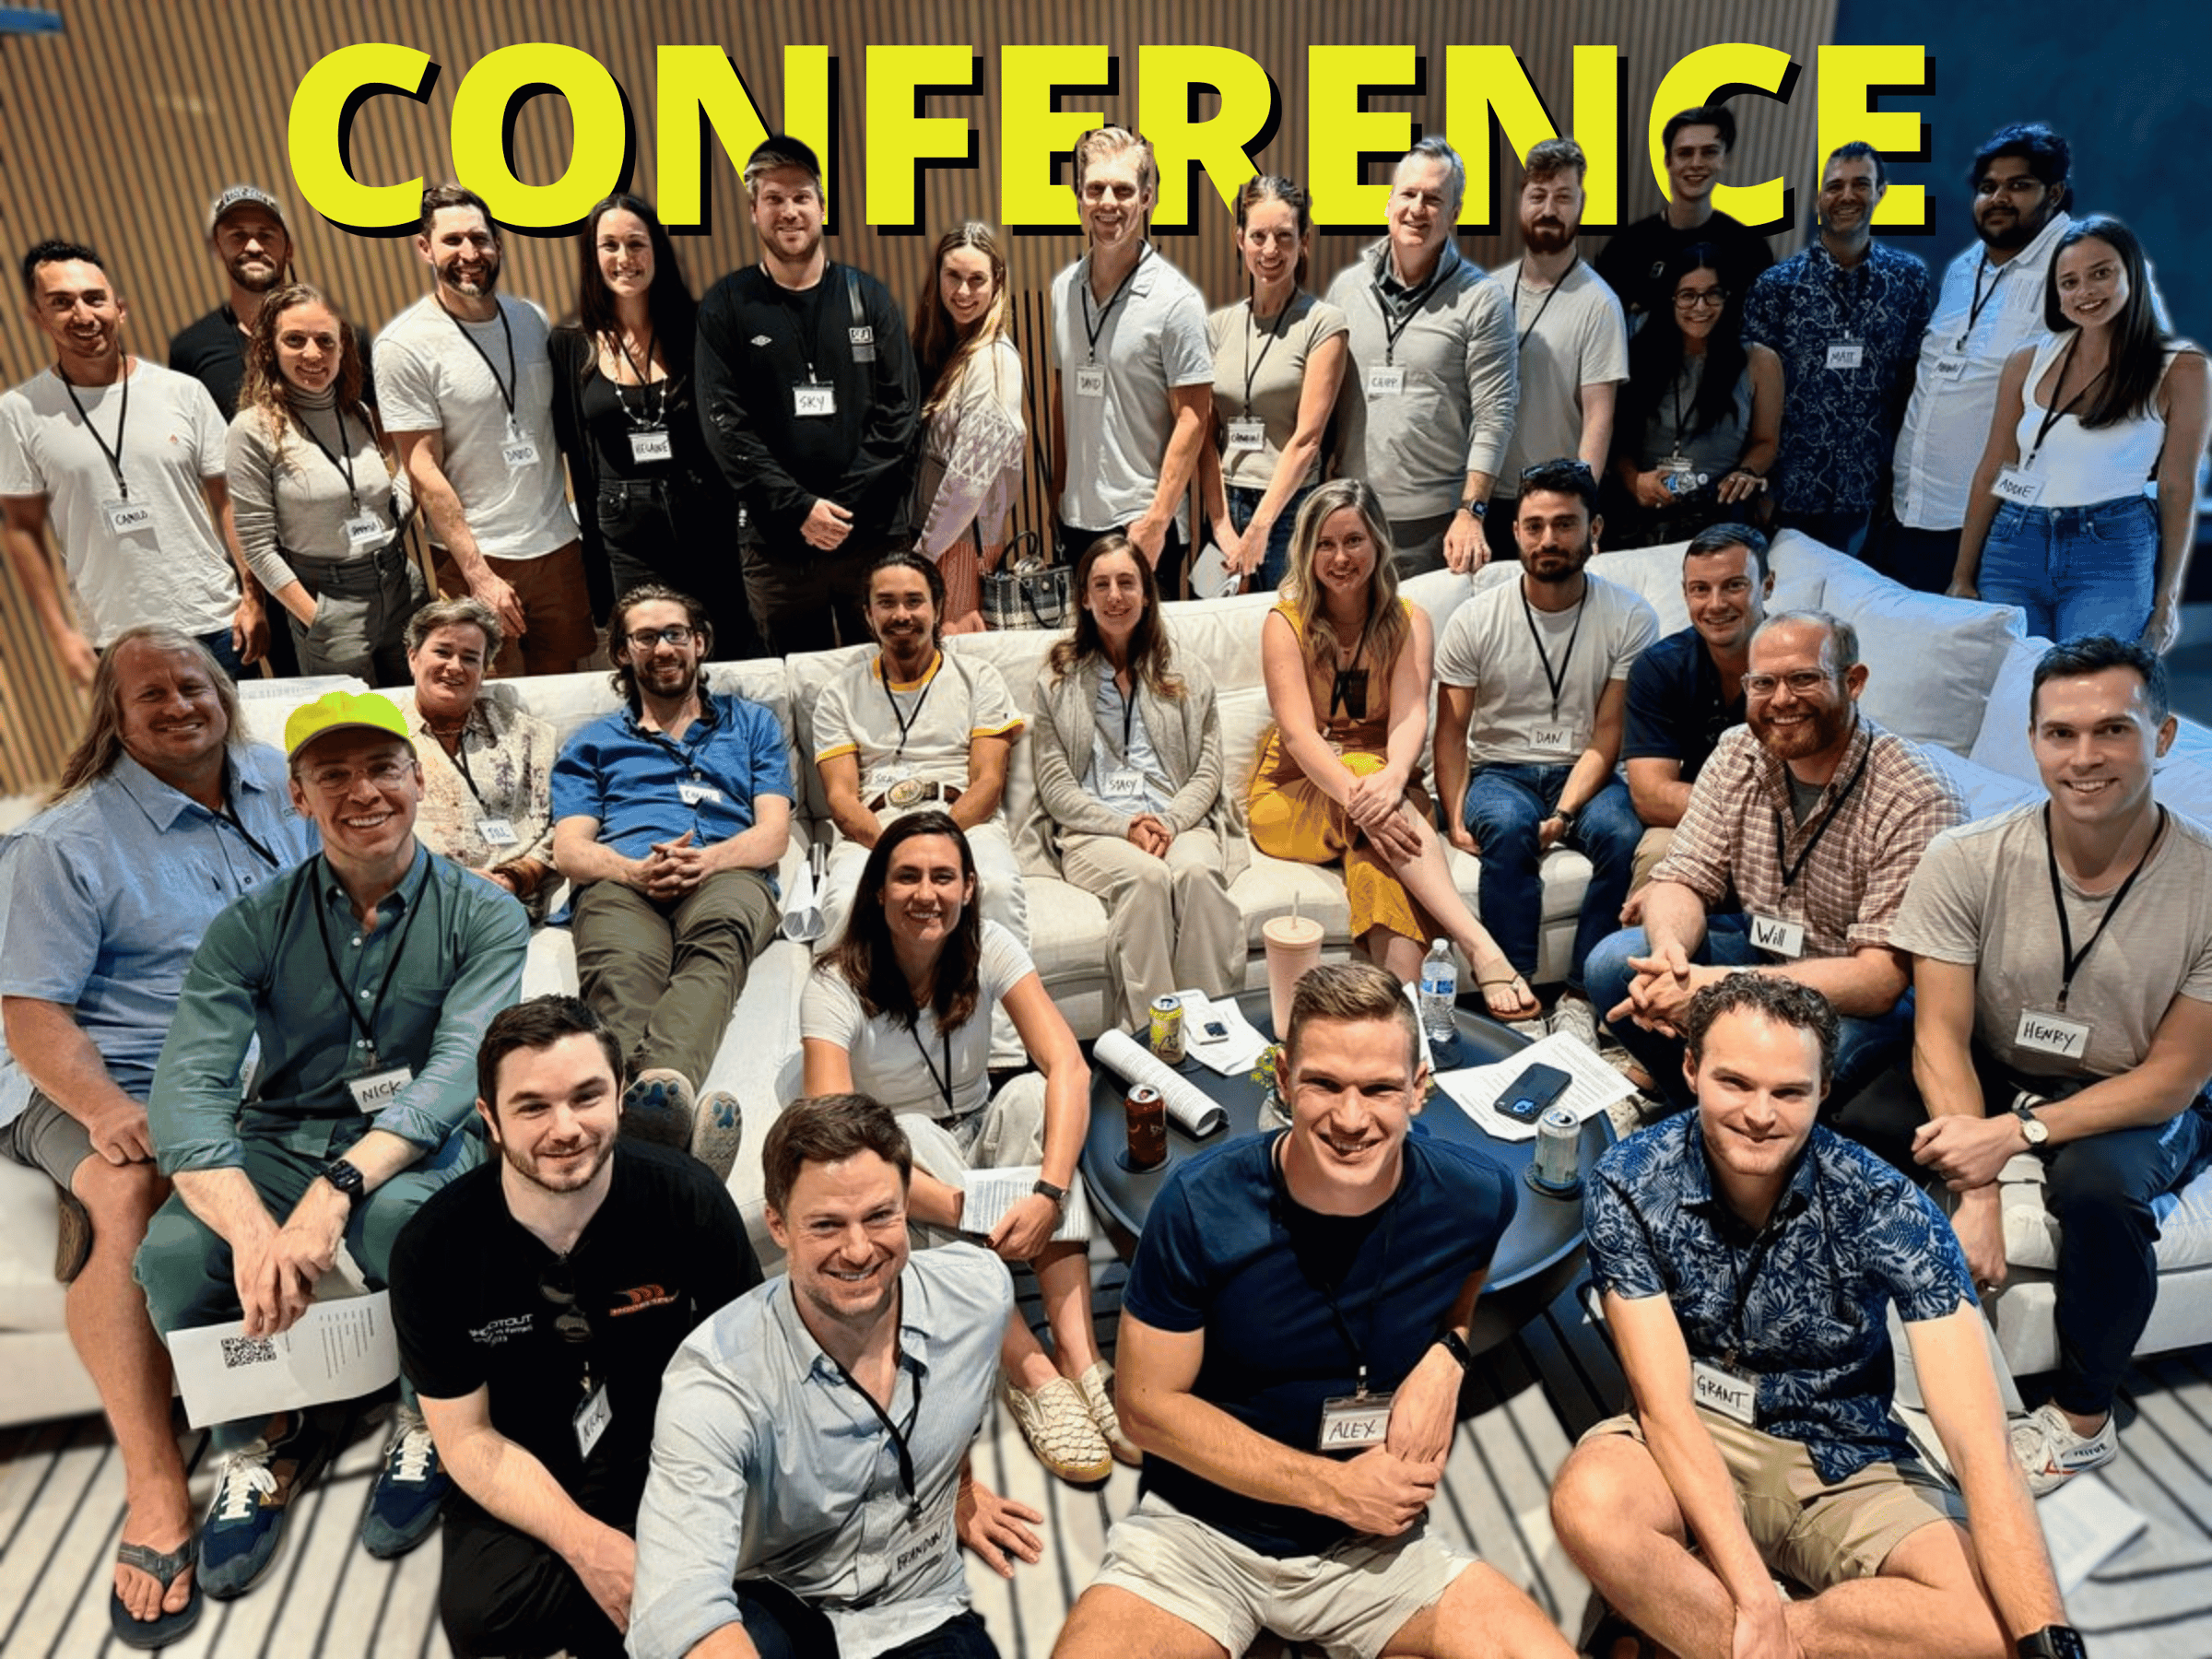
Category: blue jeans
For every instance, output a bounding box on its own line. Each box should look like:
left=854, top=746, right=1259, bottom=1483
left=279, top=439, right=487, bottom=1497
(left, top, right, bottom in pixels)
left=1461, top=764, right=1641, bottom=990
left=1225, top=482, right=1311, bottom=593
left=195, top=625, right=248, bottom=682
left=1977, top=493, right=2157, bottom=643
left=1584, top=915, right=1915, bottom=1112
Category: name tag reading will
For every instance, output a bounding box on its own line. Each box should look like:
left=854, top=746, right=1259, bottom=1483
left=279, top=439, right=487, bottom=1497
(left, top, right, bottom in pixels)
left=102, top=499, right=153, bottom=536
left=573, top=1383, right=612, bottom=1459
left=500, top=437, right=541, bottom=468
left=1224, top=416, right=1265, bottom=453
left=1993, top=465, right=2045, bottom=507
left=678, top=782, right=724, bottom=806
left=476, top=815, right=519, bottom=847
left=1826, top=340, right=1865, bottom=371
left=1074, top=366, right=1106, bottom=399
left=794, top=383, right=836, bottom=418
left=2016, top=1007, right=2091, bottom=1060
left=1932, top=355, right=1970, bottom=383
left=1692, top=1360, right=1758, bottom=1425
left=1366, top=366, right=1406, bottom=398
left=1317, top=1390, right=1394, bottom=1452
left=1748, top=913, right=1806, bottom=959
left=347, top=1065, right=414, bottom=1113
left=629, top=429, right=673, bottom=465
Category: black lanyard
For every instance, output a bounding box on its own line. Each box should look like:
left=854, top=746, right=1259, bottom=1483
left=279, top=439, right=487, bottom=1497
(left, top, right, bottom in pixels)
left=1081, top=247, right=1149, bottom=364
left=1513, top=256, right=1576, bottom=351
left=442, top=299, right=519, bottom=427
left=1329, top=664, right=1369, bottom=723
left=2025, top=333, right=2108, bottom=468
left=1241, top=299, right=1285, bottom=407
left=1827, top=255, right=1865, bottom=335
left=311, top=862, right=427, bottom=1065
left=877, top=657, right=939, bottom=762
left=635, top=701, right=716, bottom=783
left=1369, top=249, right=1446, bottom=367
left=214, top=772, right=282, bottom=870
left=1771, top=731, right=1872, bottom=893
left=1272, top=1134, right=1397, bottom=1395
left=57, top=364, right=130, bottom=497
left=1519, top=587, right=1585, bottom=722
left=1718, top=1218, right=1788, bottom=1370
left=295, top=402, right=367, bottom=515
left=610, top=329, right=667, bottom=429
left=1108, top=675, right=1137, bottom=758
left=1957, top=254, right=2010, bottom=350
left=912, top=1021, right=957, bottom=1118
left=1668, top=358, right=1699, bottom=453
left=828, top=1331, right=923, bottom=1518
left=448, top=733, right=492, bottom=812
left=2045, top=804, right=2165, bottom=1014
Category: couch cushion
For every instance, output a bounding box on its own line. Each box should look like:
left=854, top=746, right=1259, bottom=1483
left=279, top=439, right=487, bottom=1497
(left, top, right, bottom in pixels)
left=1912, top=740, right=2042, bottom=821
left=2005, top=1161, right=2212, bottom=1272
left=1812, top=556, right=2024, bottom=755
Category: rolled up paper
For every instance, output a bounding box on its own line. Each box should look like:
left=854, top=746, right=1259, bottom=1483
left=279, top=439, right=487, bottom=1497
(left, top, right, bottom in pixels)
left=781, top=857, right=825, bottom=944
left=1094, top=1029, right=1228, bottom=1137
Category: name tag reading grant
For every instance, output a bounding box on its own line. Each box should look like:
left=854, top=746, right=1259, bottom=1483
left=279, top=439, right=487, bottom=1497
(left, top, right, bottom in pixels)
left=1224, top=416, right=1265, bottom=453
left=103, top=499, right=153, bottom=536
left=2016, top=1007, right=2091, bottom=1060
left=343, top=513, right=385, bottom=548
left=573, top=1383, right=612, bottom=1459
left=1693, top=1360, right=1758, bottom=1425
left=1366, top=366, right=1406, bottom=398
left=1748, top=914, right=1806, bottom=959
left=1317, top=1391, right=1394, bottom=1452
left=347, top=1065, right=414, bottom=1113
left=678, top=782, right=724, bottom=806
left=1074, top=366, right=1106, bottom=399
left=629, top=429, right=673, bottom=465
left=475, top=816, right=519, bottom=847
left=500, top=438, right=541, bottom=468
left=1993, top=465, right=2045, bottom=507
left=1826, top=340, right=1865, bottom=371
left=1932, top=355, right=1970, bottom=382
left=794, top=383, right=836, bottom=418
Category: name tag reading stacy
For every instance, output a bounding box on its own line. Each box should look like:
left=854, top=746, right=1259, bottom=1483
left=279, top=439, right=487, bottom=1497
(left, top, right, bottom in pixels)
left=1366, top=366, right=1406, bottom=398
left=1992, top=465, right=2045, bottom=507
left=102, top=498, right=153, bottom=536
left=573, top=1383, right=612, bottom=1459
left=1102, top=767, right=1144, bottom=800
left=2016, top=1007, right=2091, bottom=1061
left=1317, top=1390, right=1394, bottom=1452
left=794, top=383, right=836, bottom=418
left=1692, top=1360, right=1758, bottom=1425
left=1748, top=913, right=1806, bottom=959
left=347, top=1065, right=414, bottom=1113
left=629, top=429, right=673, bottom=465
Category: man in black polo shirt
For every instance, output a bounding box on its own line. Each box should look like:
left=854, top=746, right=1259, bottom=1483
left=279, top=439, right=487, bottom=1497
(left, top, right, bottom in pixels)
left=390, top=995, right=761, bottom=1659
left=1622, top=524, right=1772, bottom=898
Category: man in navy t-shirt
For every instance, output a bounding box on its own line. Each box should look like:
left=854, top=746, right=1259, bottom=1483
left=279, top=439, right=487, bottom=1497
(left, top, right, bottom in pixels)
left=1052, top=961, right=1572, bottom=1659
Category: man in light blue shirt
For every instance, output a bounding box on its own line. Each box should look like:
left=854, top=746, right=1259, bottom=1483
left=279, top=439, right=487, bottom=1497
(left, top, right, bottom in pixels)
left=630, top=1093, right=1042, bottom=1659
left=0, top=628, right=312, bottom=1647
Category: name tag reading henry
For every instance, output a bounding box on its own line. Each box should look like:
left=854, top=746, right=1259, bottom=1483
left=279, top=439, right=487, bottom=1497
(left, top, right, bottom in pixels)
left=2016, top=1008, right=2091, bottom=1060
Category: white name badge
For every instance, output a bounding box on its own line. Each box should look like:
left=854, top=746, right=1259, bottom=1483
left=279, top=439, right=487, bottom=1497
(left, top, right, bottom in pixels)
left=2016, top=1007, right=2092, bottom=1061
left=1532, top=726, right=1580, bottom=753
left=1692, top=1359, right=1758, bottom=1425
left=1748, top=913, right=1806, bottom=959
left=573, top=1383, right=612, bottom=1460
left=343, top=512, right=386, bottom=547
left=476, top=815, right=519, bottom=847
left=1074, top=366, right=1106, bottom=399
left=1932, top=355, right=1970, bottom=383
left=1826, top=340, right=1865, bottom=371
left=102, top=498, right=153, bottom=536
left=1103, top=767, right=1144, bottom=799
left=794, top=383, right=836, bottom=418
left=678, top=782, right=725, bottom=806
left=628, top=429, right=673, bottom=465
left=500, top=437, right=541, bottom=468
left=1224, top=416, right=1265, bottom=453
left=347, top=1065, right=414, bottom=1113
left=1992, top=465, right=2045, bottom=506
left=1317, top=1390, right=1394, bottom=1452
left=1366, top=366, right=1406, bottom=398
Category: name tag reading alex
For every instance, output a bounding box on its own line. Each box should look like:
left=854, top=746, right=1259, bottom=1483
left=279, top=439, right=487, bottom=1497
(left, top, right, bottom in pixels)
left=1993, top=465, right=2045, bottom=507
left=343, top=512, right=385, bottom=548
left=678, top=782, right=724, bottom=806
left=1224, top=416, right=1265, bottom=453
left=476, top=816, right=519, bottom=847
left=1826, top=340, right=1865, bottom=371
left=1317, top=1390, right=1394, bottom=1452
left=629, top=429, right=673, bottom=465
left=1074, top=366, right=1106, bottom=399
left=1748, top=913, right=1806, bottom=959
left=1692, top=1360, right=1758, bottom=1425
left=573, top=1383, right=612, bottom=1459
left=102, top=498, right=153, bottom=536
left=347, top=1065, right=413, bottom=1113
left=1366, top=366, right=1406, bottom=398
left=1932, top=355, right=1970, bottom=383
left=2016, top=1007, right=2091, bottom=1061
left=500, top=436, right=541, bottom=468
left=794, top=383, right=836, bottom=418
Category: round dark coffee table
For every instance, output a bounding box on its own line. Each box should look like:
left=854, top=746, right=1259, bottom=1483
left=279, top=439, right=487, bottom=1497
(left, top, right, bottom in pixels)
left=1080, top=991, right=1613, bottom=1356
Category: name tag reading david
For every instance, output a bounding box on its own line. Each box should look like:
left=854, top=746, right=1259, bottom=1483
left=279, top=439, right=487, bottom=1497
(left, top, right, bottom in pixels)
left=102, top=499, right=153, bottom=536
left=573, top=1383, right=612, bottom=1459
left=1826, top=340, right=1865, bottom=371
left=1074, top=366, right=1106, bottom=400
left=678, top=782, right=724, bottom=806
left=1225, top=416, right=1265, bottom=453
left=347, top=1065, right=414, bottom=1113
left=1748, top=913, right=1806, bottom=959
left=1317, top=1391, right=1394, bottom=1452
left=476, top=816, right=519, bottom=847
left=500, top=437, right=541, bottom=468
left=1692, top=1360, right=1758, bottom=1425
left=629, top=429, right=673, bottom=465
left=1993, top=465, right=2045, bottom=507
left=1366, top=366, right=1406, bottom=398
left=343, top=512, right=385, bottom=548
left=794, top=383, right=836, bottom=418
left=2016, top=1007, right=2091, bottom=1060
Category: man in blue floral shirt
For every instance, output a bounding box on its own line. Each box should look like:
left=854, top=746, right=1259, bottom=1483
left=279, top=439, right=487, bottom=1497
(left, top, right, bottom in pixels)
left=1551, top=975, right=2078, bottom=1659
left=1741, top=144, right=1934, bottom=559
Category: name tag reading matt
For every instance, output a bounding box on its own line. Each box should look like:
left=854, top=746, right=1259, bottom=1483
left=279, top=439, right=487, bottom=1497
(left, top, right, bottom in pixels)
left=794, top=383, right=836, bottom=418
left=343, top=512, right=385, bottom=548
left=573, top=1383, right=612, bottom=1459
left=1993, top=465, right=2045, bottom=507
left=1692, top=1360, right=1758, bottom=1425
left=347, top=1065, right=414, bottom=1113
left=1826, top=340, right=1865, bottom=371
left=1366, top=366, right=1406, bottom=398
left=500, top=437, right=541, bottom=468
left=1074, top=366, right=1106, bottom=399
left=1317, top=1390, right=1394, bottom=1452
left=2016, top=1007, right=2091, bottom=1061
left=1748, top=913, right=1806, bottom=959
left=476, top=815, right=519, bottom=847
left=1932, top=355, right=1970, bottom=383
left=629, top=429, right=673, bottom=465
left=678, top=782, right=724, bottom=806
left=1224, top=416, right=1265, bottom=453
left=102, top=499, right=153, bottom=536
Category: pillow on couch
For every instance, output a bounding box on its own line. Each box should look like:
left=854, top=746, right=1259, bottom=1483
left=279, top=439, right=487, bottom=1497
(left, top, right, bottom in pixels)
left=1816, top=559, right=2024, bottom=757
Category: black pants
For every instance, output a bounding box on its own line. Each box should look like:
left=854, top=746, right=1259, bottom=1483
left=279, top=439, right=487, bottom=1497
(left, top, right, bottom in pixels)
left=440, top=1506, right=626, bottom=1659
left=735, top=1580, right=1000, bottom=1658
left=740, top=534, right=888, bottom=656
left=1060, top=519, right=1187, bottom=600
left=598, top=477, right=757, bottom=657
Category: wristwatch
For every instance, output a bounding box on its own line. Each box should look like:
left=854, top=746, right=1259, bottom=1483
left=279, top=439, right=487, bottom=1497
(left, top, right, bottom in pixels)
left=320, top=1158, right=366, bottom=1206
left=1031, top=1178, right=1068, bottom=1210
left=1550, top=806, right=1577, bottom=830
left=1459, top=496, right=1488, bottom=519
left=2010, top=1092, right=2051, bottom=1150
left=2016, top=1627, right=2087, bottom=1659
left=1434, top=1329, right=1475, bottom=1372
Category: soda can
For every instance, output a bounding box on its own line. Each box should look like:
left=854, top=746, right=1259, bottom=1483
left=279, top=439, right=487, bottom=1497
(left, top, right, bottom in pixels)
left=1525, top=1103, right=1583, bottom=1196
left=1124, top=1085, right=1167, bottom=1171
left=1149, top=995, right=1185, bottom=1065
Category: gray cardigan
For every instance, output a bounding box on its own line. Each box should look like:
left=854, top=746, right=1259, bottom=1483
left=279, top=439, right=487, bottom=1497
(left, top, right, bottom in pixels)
left=1017, top=652, right=1247, bottom=883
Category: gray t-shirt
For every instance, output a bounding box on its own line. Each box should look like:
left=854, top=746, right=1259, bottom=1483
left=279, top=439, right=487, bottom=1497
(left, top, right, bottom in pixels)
left=225, top=395, right=413, bottom=591
left=1433, top=571, right=1658, bottom=765
left=374, top=294, right=571, bottom=560
left=1206, top=293, right=1348, bottom=490
left=0, top=359, right=237, bottom=642
left=1487, top=257, right=1630, bottom=490
left=1892, top=803, right=2212, bottom=1080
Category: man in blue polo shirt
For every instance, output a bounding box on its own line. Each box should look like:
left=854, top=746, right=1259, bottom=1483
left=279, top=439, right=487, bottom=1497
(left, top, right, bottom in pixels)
left=551, top=583, right=791, bottom=1169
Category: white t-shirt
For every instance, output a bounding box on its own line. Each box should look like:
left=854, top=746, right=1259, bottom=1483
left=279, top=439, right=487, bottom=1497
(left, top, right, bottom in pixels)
left=813, top=650, right=1023, bottom=797
left=802, top=922, right=1033, bottom=1119
left=374, top=294, right=572, bottom=560
left=0, top=359, right=237, bottom=642
left=1487, top=257, right=1630, bottom=490
left=1434, top=571, right=1658, bottom=765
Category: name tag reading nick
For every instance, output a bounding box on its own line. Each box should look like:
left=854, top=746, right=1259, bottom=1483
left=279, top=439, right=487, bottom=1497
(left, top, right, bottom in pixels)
left=573, top=1383, right=612, bottom=1459
left=347, top=1065, right=414, bottom=1113
left=794, top=383, right=836, bottom=418
left=1074, top=366, right=1106, bottom=399
left=1317, top=1390, right=1394, bottom=1451
left=343, top=512, right=385, bottom=548
left=1932, top=355, right=1970, bottom=383
left=500, top=437, right=541, bottom=468
left=1692, top=1360, right=1758, bottom=1425
left=1826, top=340, right=1865, bottom=371
left=1224, top=416, right=1265, bottom=453
left=2016, top=1008, right=2091, bottom=1060
left=476, top=816, right=519, bottom=847
left=1366, top=366, right=1406, bottom=398
left=678, top=782, right=724, bottom=806
left=629, top=429, right=673, bottom=465
left=1992, top=465, right=2045, bottom=507
left=1748, top=914, right=1806, bottom=959
left=102, top=499, right=153, bottom=536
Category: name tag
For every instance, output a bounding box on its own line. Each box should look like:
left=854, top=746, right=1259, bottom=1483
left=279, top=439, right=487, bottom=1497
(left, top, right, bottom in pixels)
left=794, top=383, right=836, bottom=418
left=1532, top=725, right=1580, bottom=753
left=1748, top=913, right=1806, bottom=959
left=678, top=782, right=724, bottom=806
left=1074, top=366, right=1106, bottom=399
left=2016, top=1007, right=2091, bottom=1060
left=628, top=429, right=673, bottom=465
left=342, top=512, right=385, bottom=548
left=1317, top=1390, right=1394, bottom=1452
left=1993, top=465, right=2045, bottom=506
left=1692, top=1359, right=1758, bottom=1425
left=573, top=1383, right=612, bottom=1460
left=864, top=763, right=912, bottom=799
left=347, top=1065, right=414, bottom=1113
left=1103, top=767, right=1144, bottom=799
left=102, top=498, right=152, bottom=536
left=500, top=438, right=541, bottom=468
left=1366, top=366, right=1406, bottom=398
left=476, top=815, right=519, bottom=847
left=1826, top=340, right=1865, bottom=371
left=1224, top=416, right=1265, bottom=454
left=1932, top=355, right=1970, bottom=383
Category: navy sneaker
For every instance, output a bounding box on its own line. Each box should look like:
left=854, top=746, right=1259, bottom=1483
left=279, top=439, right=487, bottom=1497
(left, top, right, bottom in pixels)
left=358, top=1405, right=449, bottom=1559
left=198, top=1413, right=335, bottom=1599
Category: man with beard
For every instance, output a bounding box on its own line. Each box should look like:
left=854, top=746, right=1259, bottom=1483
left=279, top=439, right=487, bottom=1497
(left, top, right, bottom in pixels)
left=1741, top=144, right=1934, bottom=559
left=390, top=995, right=762, bottom=1659
left=1433, top=459, right=1657, bottom=1047
left=1594, top=104, right=1774, bottom=333
left=551, top=584, right=789, bottom=1169
left=377, top=184, right=590, bottom=677
left=1484, top=139, right=1629, bottom=563
left=1586, top=612, right=1966, bottom=1118
left=630, top=1092, right=1041, bottom=1659
left=697, top=135, right=919, bottom=656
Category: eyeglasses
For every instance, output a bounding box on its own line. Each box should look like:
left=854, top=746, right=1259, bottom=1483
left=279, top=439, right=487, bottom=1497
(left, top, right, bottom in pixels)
left=300, top=758, right=412, bottom=794
left=1674, top=288, right=1728, bottom=312
left=1743, top=669, right=1835, bottom=698
left=537, top=1265, right=592, bottom=1344
left=624, top=625, right=697, bottom=651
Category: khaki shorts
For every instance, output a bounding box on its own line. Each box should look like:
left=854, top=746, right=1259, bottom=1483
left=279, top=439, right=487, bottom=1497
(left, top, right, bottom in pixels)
left=2, top=1088, right=96, bottom=1188
left=1584, top=1407, right=1968, bottom=1591
left=1091, top=1491, right=1471, bottom=1659
left=432, top=538, right=595, bottom=677
left=900, top=1072, right=1093, bottom=1248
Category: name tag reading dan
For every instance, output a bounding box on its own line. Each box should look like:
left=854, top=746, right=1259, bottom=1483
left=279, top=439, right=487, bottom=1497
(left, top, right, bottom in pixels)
left=1366, top=366, right=1406, bottom=398
left=1317, top=1391, right=1394, bottom=1452
left=1748, top=913, right=1806, bottom=959
left=476, top=815, right=519, bottom=847
left=1074, top=366, right=1106, bottom=399
left=794, top=383, right=836, bottom=418
left=1224, top=416, right=1265, bottom=453
left=343, top=512, right=385, bottom=548
left=347, top=1065, right=414, bottom=1113
left=102, top=499, right=153, bottom=536
left=1826, top=340, right=1865, bottom=371
left=573, top=1383, right=612, bottom=1459
left=500, top=437, right=541, bottom=468
left=1993, top=465, right=2045, bottom=507
left=629, top=429, right=673, bottom=465
left=1692, top=1360, right=1758, bottom=1425
left=678, top=782, right=724, bottom=806
left=2016, top=1007, right=2091, bottom=1061
left=1532, top=726, right=1579, bottom=753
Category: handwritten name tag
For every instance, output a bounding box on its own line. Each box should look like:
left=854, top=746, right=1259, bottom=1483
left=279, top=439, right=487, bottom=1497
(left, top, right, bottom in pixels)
left=1693, top=1360, right=1757, bottom=1425
left=2015, top=1007, right=2091, bottom=1060
left=1748, top=913, right=1806, bottom=959
left=347, top=1065, right=414, bottom=1113
left=1317, top=1391, right=1394, bottom=1451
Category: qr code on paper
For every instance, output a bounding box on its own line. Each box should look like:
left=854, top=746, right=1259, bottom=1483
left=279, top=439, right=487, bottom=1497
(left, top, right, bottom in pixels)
left=220, top=1335, right=276, bottom=1370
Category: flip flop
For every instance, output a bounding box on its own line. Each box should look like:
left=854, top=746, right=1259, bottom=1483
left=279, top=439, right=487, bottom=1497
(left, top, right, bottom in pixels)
left=110, top=1538, right=200, bottom=1651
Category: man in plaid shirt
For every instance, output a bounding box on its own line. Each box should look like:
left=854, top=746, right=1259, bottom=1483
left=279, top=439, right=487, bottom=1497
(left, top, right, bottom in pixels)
left=1586, top=610, right=1965, bottom=1120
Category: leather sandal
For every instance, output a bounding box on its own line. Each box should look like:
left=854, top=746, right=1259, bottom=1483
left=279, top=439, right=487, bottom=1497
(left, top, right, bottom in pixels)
left=110, top=1538, right=200, bottom=1650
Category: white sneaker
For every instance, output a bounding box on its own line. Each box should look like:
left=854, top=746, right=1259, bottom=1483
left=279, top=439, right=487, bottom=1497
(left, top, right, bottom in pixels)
left=1549, top=994, right=1600, bottom=1052
left=2009, top=1402, right=2118, bottom=1494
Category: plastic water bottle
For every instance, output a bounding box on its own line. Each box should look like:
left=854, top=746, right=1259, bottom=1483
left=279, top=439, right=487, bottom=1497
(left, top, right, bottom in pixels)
left=1419, top=940, right=1463, bottom=1067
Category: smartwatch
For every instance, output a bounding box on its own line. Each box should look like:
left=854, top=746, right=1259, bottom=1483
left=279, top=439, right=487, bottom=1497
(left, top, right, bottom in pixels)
left=320, top=1159, right=366, bottom=1206
left=1460, top=497, right=1488, bottom=520
left=1434, top=1329, right=1475, bottom=1372
left=1031, top=1178, right=1068, bottom=1210
left=2016, top=1628, right=2087, bottom=1659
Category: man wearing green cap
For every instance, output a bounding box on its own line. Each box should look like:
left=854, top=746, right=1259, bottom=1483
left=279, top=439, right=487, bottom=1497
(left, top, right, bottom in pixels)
left=139, top=688, right=529, bottom=1601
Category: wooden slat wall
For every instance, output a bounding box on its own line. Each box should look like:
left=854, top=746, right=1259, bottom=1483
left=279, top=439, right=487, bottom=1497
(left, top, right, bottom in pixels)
left=0, top=0, right=1835, bottom=794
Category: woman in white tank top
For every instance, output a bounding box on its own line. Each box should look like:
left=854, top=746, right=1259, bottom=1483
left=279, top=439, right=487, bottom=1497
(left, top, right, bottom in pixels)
left=1951, top=216, right=2208, bottom=652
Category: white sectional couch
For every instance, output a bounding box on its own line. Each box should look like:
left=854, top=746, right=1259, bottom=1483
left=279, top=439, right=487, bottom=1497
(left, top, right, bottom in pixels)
left=5, top=530, right=2211, bottom=1420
